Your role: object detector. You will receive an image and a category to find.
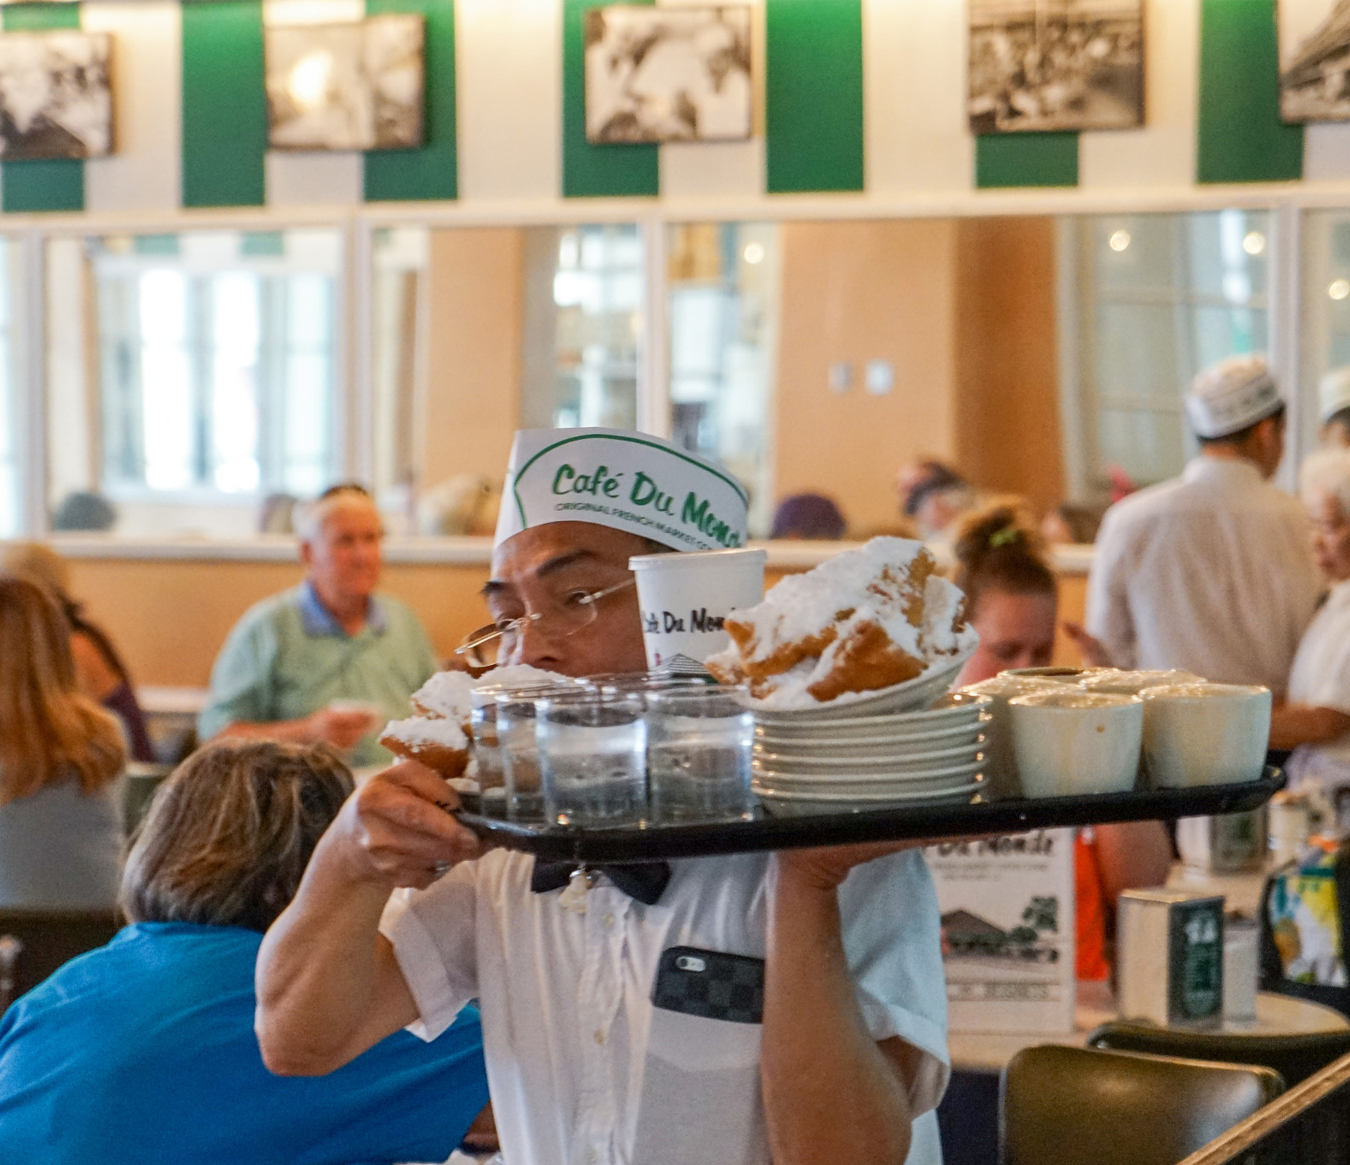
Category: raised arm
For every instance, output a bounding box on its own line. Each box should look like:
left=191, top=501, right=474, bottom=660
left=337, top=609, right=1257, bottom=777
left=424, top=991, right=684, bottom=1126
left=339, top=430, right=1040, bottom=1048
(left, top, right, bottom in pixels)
left=761, top=843, right=928, bottom=1165
left=255, top=762, right=482, bottom=1076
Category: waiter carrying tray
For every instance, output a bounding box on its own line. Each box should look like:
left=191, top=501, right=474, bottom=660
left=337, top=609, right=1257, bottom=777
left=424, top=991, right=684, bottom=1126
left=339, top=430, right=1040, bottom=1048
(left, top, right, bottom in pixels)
left=256, top=428, right=949, bottom=1165
left=1083, top=354, right=1319, bottom=695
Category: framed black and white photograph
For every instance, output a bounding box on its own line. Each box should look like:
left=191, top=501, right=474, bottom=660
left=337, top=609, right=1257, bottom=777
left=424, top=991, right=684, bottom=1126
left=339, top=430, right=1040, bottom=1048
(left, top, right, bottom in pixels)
left=265, top=14, right=424, bottom=152
left=0, top=31, right=112, bottom=160
left=1279, top=0, right=1350, bottom=123
left=584, top=5, right=752, bottom=144
left=968, top=0, right=1144, bottom=134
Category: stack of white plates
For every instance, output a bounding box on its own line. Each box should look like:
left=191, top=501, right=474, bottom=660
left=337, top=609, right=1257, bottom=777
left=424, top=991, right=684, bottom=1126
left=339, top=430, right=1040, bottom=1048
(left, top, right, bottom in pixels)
left=751, top=692, right=991, bottom=816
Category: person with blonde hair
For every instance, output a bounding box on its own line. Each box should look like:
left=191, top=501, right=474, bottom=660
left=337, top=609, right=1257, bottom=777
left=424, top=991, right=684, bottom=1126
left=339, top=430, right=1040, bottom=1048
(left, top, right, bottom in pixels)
left=1, top=540, right=155, bottom=762
left=0, top=739, right=491, bottom=1164
left=1269, top=447, right=1350, bottom=828
left=0, top=575, right=125, bottom=909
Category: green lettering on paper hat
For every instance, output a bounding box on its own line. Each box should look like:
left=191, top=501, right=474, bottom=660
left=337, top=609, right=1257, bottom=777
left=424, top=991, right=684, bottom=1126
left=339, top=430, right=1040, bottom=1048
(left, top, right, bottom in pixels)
left=495, top=429, right=750, bottom=553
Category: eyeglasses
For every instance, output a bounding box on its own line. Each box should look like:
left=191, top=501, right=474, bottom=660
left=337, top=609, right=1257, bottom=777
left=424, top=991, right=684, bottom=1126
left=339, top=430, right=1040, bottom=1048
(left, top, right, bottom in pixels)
left=455, top=577, right=637, bottom=667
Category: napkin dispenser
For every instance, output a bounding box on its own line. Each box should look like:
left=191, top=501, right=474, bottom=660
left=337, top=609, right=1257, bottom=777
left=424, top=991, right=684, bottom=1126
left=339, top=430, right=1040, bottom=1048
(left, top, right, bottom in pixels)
left=1118, top=889, right=1224, bottom=1028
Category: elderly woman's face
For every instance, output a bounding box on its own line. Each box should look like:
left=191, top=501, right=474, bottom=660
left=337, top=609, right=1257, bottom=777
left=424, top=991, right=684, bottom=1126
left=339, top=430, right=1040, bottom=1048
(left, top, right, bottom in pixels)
left=1309, top=490, right=1350, bottom=581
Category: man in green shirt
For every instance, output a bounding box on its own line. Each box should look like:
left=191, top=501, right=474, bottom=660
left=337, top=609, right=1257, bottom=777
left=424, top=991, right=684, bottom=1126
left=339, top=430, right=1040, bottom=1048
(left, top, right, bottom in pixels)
left=199, top=486, right=439, bottom=769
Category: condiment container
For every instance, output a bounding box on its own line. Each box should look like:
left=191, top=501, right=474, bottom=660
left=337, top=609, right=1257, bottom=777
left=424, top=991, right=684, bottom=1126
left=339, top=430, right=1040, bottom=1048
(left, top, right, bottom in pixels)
left=1118, top=889, right=1224, bottom=1028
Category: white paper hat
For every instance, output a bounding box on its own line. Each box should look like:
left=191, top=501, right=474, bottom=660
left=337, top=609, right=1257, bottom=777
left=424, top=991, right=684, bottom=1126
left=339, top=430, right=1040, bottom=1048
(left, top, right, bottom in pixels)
left=493, top=428, right=750, bottom=553
left=1321, top=366, right=1350, bottom=424
left=1184, top=354, right=1283, bottom=439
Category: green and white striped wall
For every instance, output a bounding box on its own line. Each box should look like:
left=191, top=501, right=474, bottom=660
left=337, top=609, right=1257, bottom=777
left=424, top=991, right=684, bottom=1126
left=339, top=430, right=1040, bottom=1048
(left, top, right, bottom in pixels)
left=0, top=0, right=1345, bottom=215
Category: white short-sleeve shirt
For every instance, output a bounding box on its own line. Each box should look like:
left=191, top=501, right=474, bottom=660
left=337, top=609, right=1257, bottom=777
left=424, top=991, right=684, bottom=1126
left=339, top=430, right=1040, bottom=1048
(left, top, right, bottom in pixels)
left=380, top=849, right=949, bottom=1165
left=1085, top=457, right=1319, bottom=693
left=1287, top=580, right=1350, bottom=792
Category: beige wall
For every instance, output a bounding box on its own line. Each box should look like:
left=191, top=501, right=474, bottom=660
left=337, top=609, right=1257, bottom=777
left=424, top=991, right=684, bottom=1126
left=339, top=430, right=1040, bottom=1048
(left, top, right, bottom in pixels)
left=769, top=217, right=1065, bottom=535
left=67, top=554, right=1090, bottom=690
left=422, top=228, right=525, bottom=489
left=955, top=217, right=1065, bottom=516
left=773, top=219, right=962, bottom=534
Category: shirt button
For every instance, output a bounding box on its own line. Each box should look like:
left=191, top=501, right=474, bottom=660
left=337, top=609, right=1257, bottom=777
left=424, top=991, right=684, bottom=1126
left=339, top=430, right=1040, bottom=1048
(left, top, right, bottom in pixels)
left=594, top=1029, right=606, bottom=1045
left=586, top=1151, right=597, bottom=1164
left=603, top=912, right=615, bottom=927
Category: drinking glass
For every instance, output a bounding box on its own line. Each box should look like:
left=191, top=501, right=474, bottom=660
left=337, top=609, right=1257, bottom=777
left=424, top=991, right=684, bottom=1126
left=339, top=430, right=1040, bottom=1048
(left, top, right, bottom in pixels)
left=489, top=684, right=579, bottom=822
left=536, top=691, right=648, bottom=826
left=645, top=687, right=753, bottom=823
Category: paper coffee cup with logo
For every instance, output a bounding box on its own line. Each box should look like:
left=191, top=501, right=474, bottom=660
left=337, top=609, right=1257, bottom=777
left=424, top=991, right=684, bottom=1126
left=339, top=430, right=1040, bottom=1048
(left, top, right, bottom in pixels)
left=629, top=548, right=767, bottom=671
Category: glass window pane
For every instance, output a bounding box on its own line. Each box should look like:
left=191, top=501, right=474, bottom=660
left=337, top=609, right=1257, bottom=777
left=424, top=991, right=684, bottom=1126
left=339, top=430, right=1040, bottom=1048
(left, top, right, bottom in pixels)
left=1078, top=211, right=1270, bottom=494
left=1098, top=407, right=1186, bottom=487
left=1094, top=302, right=1180, bottom=400
left=666, top=222, right=777, bottom=537
left=48, top=229, right=342, bottom=538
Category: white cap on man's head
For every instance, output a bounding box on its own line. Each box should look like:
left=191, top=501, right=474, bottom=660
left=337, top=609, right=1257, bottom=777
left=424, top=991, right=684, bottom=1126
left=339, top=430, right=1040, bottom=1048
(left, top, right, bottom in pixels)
left=493, top=428, right=750, bottom=552
left=1184, top=354, right=1283, bottom=439
left=1321, top=366, right=1350, bottom=424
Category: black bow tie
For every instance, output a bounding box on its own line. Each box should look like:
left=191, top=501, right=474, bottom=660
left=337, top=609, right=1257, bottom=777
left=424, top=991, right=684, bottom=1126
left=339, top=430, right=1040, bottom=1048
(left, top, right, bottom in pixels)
left=530, top=858, right=671, bottom=906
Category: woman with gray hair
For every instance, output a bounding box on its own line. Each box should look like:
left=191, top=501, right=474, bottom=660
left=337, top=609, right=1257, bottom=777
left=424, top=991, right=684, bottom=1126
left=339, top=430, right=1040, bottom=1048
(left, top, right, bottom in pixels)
left=0, top=739, right=491, bottom=1165
left=1270, top=447, right=1350, bottom=827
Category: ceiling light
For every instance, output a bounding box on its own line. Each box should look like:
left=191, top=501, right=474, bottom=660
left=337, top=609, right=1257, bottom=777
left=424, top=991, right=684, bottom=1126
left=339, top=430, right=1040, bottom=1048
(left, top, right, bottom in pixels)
left=743, top=242, right=765, bottom=265
left=1108, top=229, right=1131, bottom=253
left=1331, top=279, right=1350, bottom=301
left=1243, top=231, right=1266, bottom=256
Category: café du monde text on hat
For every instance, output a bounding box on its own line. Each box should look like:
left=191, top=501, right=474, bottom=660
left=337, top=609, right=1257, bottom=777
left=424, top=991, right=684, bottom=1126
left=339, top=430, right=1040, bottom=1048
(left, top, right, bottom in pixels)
left=493, top=428, right=750, bottom=553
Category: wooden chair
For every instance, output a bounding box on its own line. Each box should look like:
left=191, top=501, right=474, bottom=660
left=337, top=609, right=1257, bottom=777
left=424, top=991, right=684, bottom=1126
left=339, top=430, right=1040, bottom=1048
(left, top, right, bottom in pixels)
left=0, top=908, right=121, bottom=1015
left=1000, top=1045, right=1283, bottom=1165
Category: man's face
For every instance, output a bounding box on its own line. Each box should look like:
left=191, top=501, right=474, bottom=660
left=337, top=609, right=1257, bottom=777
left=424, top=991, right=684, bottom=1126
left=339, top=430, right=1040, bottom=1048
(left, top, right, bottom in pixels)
left=486, top=522, right=652, bottom=677
left=301, top=499, right=384, bottom=605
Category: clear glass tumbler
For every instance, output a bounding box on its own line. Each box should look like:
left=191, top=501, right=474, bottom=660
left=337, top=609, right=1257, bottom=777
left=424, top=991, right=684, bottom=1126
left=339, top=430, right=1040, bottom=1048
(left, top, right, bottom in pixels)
left=645, top=687, right=753, bottom=823
left=536, top=690, right=648, bottom=827
left=491, top=684, right=579, bottom=822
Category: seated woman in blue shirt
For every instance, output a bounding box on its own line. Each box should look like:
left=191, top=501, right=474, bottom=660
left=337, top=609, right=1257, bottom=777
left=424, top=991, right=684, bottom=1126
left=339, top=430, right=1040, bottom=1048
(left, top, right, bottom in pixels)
left=0, top=739, right=492, bottom=1165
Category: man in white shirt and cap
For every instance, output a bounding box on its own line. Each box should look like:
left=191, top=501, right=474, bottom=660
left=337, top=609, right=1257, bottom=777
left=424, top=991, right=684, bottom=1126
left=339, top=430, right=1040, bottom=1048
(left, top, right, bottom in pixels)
left=255, top=428, right=949, bottom=1165
left=1084, top=354, right=1319, bottom=693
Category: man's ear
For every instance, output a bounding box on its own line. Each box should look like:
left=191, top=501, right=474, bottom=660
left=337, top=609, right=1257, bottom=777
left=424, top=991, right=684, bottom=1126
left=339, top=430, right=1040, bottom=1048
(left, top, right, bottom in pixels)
left=298, top=539, right=314, bottom=568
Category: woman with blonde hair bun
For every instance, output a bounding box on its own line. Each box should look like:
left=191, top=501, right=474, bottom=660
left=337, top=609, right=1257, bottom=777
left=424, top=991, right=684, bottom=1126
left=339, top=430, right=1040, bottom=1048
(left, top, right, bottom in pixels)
left=0, top=575, right=125, bottom=908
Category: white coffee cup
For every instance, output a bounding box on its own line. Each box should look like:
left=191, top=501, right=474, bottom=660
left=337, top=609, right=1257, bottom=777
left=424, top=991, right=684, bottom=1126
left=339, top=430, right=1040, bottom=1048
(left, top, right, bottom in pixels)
left=1079, top=668, right=1204, bottom=696
left=1008, top=689, right=1143, bottom=798
left=959, top=674, right=1066, bottom=798
left=629, top=547, right=766, bottom=670
left=1140, top=683, right=1272, bottom=788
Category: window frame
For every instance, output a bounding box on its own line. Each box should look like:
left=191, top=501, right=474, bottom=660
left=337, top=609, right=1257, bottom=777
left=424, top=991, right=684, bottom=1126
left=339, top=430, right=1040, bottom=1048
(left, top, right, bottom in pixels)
left=12, top=192, right=1350, bottom=543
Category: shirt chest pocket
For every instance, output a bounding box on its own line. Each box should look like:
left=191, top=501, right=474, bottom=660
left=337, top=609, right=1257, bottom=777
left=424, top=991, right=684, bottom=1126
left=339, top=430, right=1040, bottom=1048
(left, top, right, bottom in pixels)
left=630, top=948, right=767, bottom=1165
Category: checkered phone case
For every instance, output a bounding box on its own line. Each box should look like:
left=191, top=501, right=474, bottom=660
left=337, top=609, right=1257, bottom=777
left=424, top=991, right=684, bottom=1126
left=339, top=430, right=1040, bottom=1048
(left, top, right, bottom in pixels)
left=651, top=946, right=765, bottom=1025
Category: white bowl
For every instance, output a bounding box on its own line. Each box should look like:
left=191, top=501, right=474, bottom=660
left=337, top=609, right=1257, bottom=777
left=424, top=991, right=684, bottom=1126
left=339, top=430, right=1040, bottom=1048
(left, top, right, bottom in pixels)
left=755, top=720, right=986, bottom=758
left=752, top=691, right=990, bottom=734
left=753, top=778, right=982, bottom=815
left=1139, top=683, right=1271, bottom=788
left=754, top=739, right=981, bottom=773
left=753, top=759, right=984, bottom=791
left=1009, top=690, right=1143, bottom=798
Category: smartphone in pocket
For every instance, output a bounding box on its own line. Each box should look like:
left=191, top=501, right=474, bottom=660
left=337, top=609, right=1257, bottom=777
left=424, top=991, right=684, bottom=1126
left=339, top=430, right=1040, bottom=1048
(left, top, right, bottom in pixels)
left=652, top=945, right=765, bottom=1025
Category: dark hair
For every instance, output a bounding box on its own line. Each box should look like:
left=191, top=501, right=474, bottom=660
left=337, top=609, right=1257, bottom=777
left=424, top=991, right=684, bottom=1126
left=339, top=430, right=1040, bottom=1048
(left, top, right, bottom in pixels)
left=121, top=740, right=353, bottom=932
left=1326, top=406, right=1350, bottom=435
left=318, top=482, right=373, bottom=501
left=771, top=493, right=847, bottom=540
left=952, top=499, right=1056, bottom=619
left=1197, top=403, right=1287, bottom=448
left=903, top=462, right=969, bottom=518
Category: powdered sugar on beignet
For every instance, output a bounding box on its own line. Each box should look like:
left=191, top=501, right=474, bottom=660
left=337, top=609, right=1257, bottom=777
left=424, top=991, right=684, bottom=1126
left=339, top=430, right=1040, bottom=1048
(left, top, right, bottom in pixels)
left=711, top=537, right=972, bottom=707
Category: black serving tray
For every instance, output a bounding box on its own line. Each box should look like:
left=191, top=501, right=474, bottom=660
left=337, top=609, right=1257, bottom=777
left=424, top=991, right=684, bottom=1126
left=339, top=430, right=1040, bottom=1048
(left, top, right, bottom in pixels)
left=454, top=766, right=1285, bottom=865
